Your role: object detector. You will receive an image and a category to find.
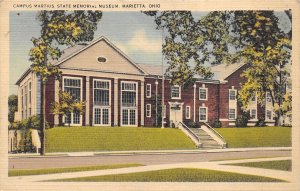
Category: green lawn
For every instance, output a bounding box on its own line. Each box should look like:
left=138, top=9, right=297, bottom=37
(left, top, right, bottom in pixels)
left=9, top=163, right=143, bottom=177
left=46, top=127, right=196, bottom=152
left=55, top=168, right=284, bottom=182
left=224, top=160, right=292, bottom=171
left=215, top=126, right=291, bottom=148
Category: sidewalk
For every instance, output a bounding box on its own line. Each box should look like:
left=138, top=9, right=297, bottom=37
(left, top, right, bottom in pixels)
left=8, top=156, right=292, bottom=182
left=8, top=147, right=292, bottom=158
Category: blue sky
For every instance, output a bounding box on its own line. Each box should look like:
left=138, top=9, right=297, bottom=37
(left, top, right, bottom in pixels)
left=9, top=11, right=290, bottom=94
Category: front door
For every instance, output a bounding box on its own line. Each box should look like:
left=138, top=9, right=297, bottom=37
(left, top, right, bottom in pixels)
left=169, top=102, right=183, bottom=127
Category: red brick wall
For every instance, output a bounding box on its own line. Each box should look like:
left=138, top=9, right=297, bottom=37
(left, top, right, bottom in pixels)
left=45, top=76, right=55, bottom=127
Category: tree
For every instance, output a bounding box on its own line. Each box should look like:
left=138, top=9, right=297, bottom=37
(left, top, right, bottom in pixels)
left=145, top=11, right=292, bottom=126
left=29, top=11, right=102, bottom=155
left=8, top=94, right=18, bottom=126
left=52, top=90, right=85, bottom=127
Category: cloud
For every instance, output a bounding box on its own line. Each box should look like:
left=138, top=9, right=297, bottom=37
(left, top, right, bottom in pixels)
left=116, top=29, right=161, bottom=54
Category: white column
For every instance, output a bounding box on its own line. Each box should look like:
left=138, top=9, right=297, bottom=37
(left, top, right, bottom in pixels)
left=114, top=78, right=118, bottom=126
left=54, top=79, right=60, bottom=125
left=193, top=84, right=196, bottom=122
left=85, top=76, right=90, bottom=126
left=141, top=80, right=145, bottom=126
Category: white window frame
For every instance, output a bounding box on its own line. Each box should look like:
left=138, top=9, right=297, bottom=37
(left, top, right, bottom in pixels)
left=62, top=76, right=83, bottom=126
left=146, top=84, right=151, bottom=98
left=250, top=109, right=257, bottom=119
left=186, top=106, right=190, bottom=119
left=229, top=89, right=237, bottom=101
left=93, top=79, right=111, bottom=106
left=266, top=92, right=272, bottom=103
left=121, top=81, right=138, bottom=127
left=93, top=107, right=111, bottom=126
left=199, top=87, right=208, bottom=100
left=266, top=110, right=274, bottom=121
left=171, top=85, right=181, bottom=99
left=146, top=104, right=151, bottom=117
left=228, top=108, right=236, bottom=120
left=199, top=106, right=208, bottom=122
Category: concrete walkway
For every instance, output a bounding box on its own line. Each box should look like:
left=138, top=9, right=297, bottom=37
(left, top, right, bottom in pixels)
left=8, top=156, right=292, bottom=182
left=8, top=147, right=292, bottom=158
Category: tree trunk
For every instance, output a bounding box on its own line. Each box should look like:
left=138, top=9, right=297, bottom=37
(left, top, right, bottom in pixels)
left=40, top=81, right=46, bottom=155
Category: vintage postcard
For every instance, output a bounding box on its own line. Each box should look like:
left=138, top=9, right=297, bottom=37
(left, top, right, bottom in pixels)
left=0, top=0, right=299, bottom=190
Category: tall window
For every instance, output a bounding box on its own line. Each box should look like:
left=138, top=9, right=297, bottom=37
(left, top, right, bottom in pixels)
left=266, top=110, right=272, bottom=120
left=185, top=106, right=190, bottom=119
left=121, top=82, right=137, bottom=126
left=93, top=79, right=111, bottom=126
left=199, top=88, right=207, bottom=100
left=228, top=108, right=236, bottom=119
left=199, top=107, right=207, bottom=122
left=146, top=84, right=151, bottom=98
left=171, top=85, right=181, bottom=99
left=64, top=78, right=81, bottom=100
left=24, top=85, right=28, bottom=118
left=229, top=90, right=236, bottom=100
left=122, top=82, right=137, bottom=107
left=94, top=80, right=110, bottom=105
left=21, top=88, right=24, bottom=119
left=29, top=82, right=32, bottom=105
left=146, top=104, right=151, bottom=117
left=250, top=109, right=257, bottom=119
left=266, top=92, right=272, bottom=102
left=63, top=77, right=82, bottom=125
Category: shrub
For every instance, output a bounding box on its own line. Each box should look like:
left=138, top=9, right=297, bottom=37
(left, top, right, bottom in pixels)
left=18, top=128, right=35, bottom=153
left=235, top=111, right=250, bottom=127
left=256, top=117, right=266, bottom=127
left=212, top=119, right=222, bottom=128
left=14, top=115, right=49, bottom=130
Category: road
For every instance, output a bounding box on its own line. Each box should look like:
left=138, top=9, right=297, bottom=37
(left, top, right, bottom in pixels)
left=9, top=150, right=290, bottom=169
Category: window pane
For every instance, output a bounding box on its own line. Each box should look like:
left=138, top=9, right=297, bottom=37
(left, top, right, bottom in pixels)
left=73, top=112, right=80, bottom=124
left=122, top=109, right=128, bottom=125
left=129, top=109, right=136, bottom=125
left=94, top=108, right=101, bottom=124
left=229, top=90, right=236, bottom=100
left=228, top=109, right=235, bottom=119
left=102, top=109, right=109, bottom=125
left=171, top=86, right=180, bottom=98
left=199, top=108, right=207, bottom=121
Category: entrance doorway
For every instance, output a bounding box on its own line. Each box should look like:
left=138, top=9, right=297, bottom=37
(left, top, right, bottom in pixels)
left=169, top=102, right=183, bottom=127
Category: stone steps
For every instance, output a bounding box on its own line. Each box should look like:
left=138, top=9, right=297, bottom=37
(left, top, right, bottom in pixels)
left=189, top=128, right=221, bottom=149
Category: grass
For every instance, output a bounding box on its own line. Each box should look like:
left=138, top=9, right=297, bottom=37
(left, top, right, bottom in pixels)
left=223, top=160, right=292, bottom=171
left=55, top=168, right=285, bottom=182
left=214, top=126, right=291, bottom=148
left=46, top=127, right=196, bottom=152
left=9, top=163, right=143, bottom=177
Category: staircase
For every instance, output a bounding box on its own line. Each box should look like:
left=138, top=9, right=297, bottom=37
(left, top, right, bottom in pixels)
left=178, top=122, right=227, bottom=149
left=189, top=128, right=223, bottom=149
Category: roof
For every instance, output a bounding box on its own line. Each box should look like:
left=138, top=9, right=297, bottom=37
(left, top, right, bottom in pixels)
left=210, top=62, right=247, bottom=81
left=137, top=63, right=165, bottom=76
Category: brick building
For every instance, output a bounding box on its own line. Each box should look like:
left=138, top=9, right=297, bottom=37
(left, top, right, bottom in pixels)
left=15, top=36, right=275, bottom=128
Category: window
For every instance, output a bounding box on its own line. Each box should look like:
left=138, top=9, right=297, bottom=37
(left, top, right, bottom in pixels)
left=121, top=82, right=137, bottom=107
left=121, top=81, right=137, bottom=126
left=21, top=88, right=24, bottom=119
left=29, top=82, right=32, bottom=104
left=266, top=92, right=272, bottom=102
left=24, top=85, right=28, bottom=118
left=229, top=90, right=236, bottom=101
left=186, top=106, right=190, bottom=119
left=146, top=104, right=151, bottom=117
left=266, top=110, right=272, bottom=120
left=250, top=109, right=257, bottom=119
left=64, top=78, right=81, bottom=100
left=146, top=84, right=151, bottom=98
left=199, top=107, right=207, bottom=121
left=199, top=88, right=207, bottom=100
left=171, top=85, right=181, bottom=99
left=250, top=95, right=256, bottom=102
left=94, top=108, right=110, bottom=125
left=163, top=105, right=166, bottom=118
left=94, top=80, right=110, bottom=106
left=63, top=77, right=82, bottom=125
left=228, top=108, right=236, bottom=119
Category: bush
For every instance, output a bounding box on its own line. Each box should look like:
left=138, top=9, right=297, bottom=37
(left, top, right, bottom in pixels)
left=256, top=117, right=266, bottom=127
left=14, top=115, right=49, bottom=130
left=212, top=119, right=222, bottom=128
left=18, top=128, right=35, bottom=153
left=235, top=111, right=250, bottom=127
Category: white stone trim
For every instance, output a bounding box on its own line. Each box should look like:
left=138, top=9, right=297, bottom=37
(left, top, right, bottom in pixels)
left=114, top=78, right=119, bottom=126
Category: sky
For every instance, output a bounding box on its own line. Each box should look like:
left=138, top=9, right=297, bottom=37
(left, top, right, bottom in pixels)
left=9, top=11, right=291, bottom=95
